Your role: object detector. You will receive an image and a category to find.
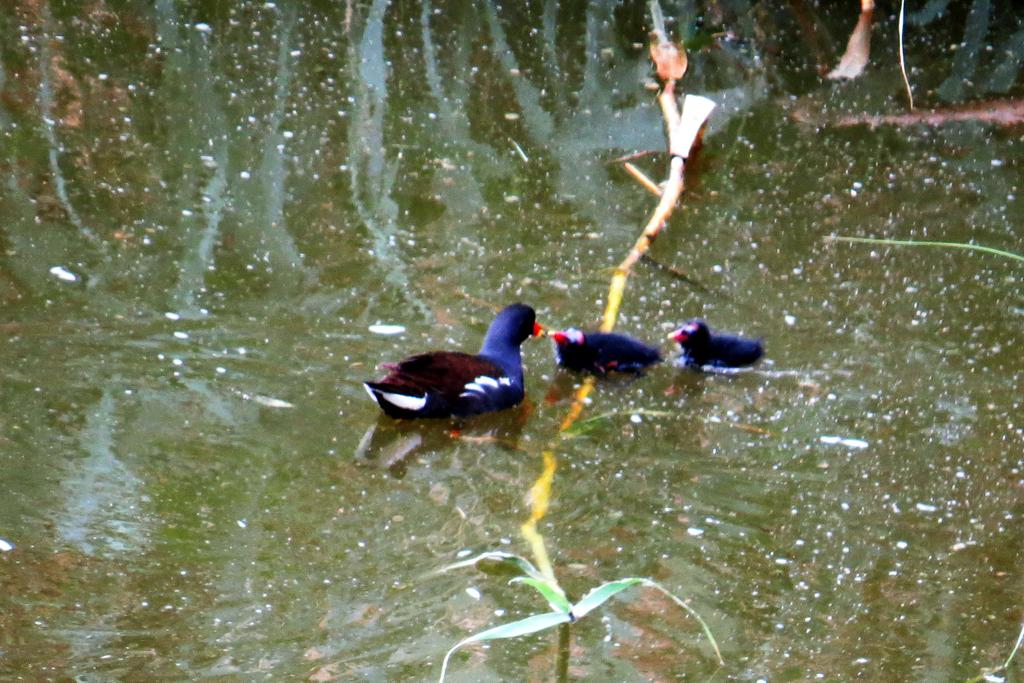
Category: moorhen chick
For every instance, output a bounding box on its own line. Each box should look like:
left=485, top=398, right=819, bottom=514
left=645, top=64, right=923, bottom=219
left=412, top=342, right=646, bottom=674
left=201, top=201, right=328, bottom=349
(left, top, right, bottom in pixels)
left=550, top=328, right=661, bottom=374
left=669, top=320, right=763, bottom=370
left=364, top=303, right=542, bottom=419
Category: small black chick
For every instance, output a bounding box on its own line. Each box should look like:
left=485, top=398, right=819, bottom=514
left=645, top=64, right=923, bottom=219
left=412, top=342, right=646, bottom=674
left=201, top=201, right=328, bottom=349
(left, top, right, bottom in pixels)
left=551, top=328, right=661, bottom=374
left=669, top=320, right=763, bottom=370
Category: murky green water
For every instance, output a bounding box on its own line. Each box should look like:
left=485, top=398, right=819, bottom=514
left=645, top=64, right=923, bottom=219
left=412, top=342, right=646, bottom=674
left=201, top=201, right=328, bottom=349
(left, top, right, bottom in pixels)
left=2, top=1, right=1022, bottom=680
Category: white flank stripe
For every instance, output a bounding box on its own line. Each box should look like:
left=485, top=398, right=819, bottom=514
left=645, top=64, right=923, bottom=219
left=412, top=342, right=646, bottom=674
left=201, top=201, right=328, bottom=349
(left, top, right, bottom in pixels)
left=498, top=377, right=512, bottom=386
left=474, top=376, right=500, bottom=388
left=364, top=383, right=427, bottom=412
left=377, top=391, right=428, bottom=412
left=462, top=382, right=485, bottom=394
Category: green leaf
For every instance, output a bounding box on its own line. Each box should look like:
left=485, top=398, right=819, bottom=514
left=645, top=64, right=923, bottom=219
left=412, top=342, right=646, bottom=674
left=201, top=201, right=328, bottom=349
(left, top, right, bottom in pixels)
left=510, top=576, right=572, bottom=614
left=571, top=577, right=724, bottom=665
left=571, top=577, right=646, bottom=619
left=437, top=551, right=544, bottom=581
left=438, top=611, right=572, bottom=683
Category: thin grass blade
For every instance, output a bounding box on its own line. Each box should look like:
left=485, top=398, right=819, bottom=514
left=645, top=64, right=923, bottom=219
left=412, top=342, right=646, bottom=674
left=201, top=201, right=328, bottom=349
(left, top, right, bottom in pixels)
left=827, top=236, right=1024, bottom=264
left=642, top=579, right=724, bottom=664
left=966, top=621, right=1024, bottom=683
left=898, top=0, right=914, bottom=108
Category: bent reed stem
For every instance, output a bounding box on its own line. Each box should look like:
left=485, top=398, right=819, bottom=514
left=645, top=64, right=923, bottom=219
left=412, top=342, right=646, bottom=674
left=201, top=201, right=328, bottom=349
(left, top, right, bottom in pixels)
left=519, top=1, right=706, bottom=591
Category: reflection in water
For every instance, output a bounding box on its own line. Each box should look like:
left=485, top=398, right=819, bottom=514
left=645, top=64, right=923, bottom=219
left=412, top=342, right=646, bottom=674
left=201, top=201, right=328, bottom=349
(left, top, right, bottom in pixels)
left=357, top=406, right=531, bottom=479
left=355, top=421, right=424, bottom=477
left=347, top=0, right=431, bottom=319
left=34, top=1, right=95, bottom=244
left=57, top=390, right=150, bottom=558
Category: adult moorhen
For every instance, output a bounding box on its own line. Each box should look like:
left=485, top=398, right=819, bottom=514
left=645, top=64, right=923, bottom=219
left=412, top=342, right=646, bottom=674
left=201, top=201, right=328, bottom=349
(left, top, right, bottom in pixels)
left=550, top=328, right=661, bottom=374
left=364, top=303, right=542, bottom=419
left=669, top=320, right=763, bottom=370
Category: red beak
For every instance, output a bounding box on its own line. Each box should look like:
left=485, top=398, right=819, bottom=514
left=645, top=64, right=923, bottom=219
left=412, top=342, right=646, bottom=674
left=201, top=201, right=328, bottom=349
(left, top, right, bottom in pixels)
left=533, top=322, right=545, bottom=338
left=550, top=330, right=568, bottom=345
left=669, top=329, right=687, bottom=343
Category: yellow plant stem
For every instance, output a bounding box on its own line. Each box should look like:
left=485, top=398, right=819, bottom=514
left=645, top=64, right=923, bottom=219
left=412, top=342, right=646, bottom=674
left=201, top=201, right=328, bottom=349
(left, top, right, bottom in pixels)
left=558, top=376, right=596, bottom=432
left=520, top=449, right=558, bottom=583
left=602, top=154, right=685, bottom=332
left=519, top=21, right=694, bottom=589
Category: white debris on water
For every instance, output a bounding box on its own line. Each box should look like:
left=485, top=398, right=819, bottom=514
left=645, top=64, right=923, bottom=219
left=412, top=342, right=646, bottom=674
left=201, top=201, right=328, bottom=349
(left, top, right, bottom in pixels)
left=915, top=502, right=938, bottom=513
left=194, top=22, right=212, bottom=34
left=247, top=395, right=295, bottom=409
left=164, top=312, right=181, bottom=321
left=0, top=538, right=13, bottom=552
left=49, top=266, right=78, bottom=282
left=465, top=587, right=481, bottom=600
left=819, top=435, right=868, bottom=449
left=686, top=527, right=704, bottom=537
left=369, top=324, right=406, bottom=335
left=173, top=331, right=189, bottom=340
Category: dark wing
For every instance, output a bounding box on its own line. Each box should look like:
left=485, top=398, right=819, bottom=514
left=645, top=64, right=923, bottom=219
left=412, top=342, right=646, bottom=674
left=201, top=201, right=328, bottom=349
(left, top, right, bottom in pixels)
left=370, top=352, right=525, bottom=418
left=708, top=335, right=763, bottom=367
left=592, top=333, right=662, bottom=373
left=378, top=352, right=503, bottom=396
left=554, top=343, right=598, bottom=372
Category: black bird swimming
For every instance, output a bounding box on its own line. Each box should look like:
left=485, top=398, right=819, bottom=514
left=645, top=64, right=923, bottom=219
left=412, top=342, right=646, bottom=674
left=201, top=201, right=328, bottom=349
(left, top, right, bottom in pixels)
left=669, top=320, right=763, bottom=369
left=365, top=304, right=543, bottom=419
left=550, top=328, right=661, bottom=374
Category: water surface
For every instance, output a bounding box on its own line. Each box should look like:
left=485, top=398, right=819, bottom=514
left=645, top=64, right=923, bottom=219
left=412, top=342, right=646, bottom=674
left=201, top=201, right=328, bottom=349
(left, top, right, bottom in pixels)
left=1, top=1, right=1022, bottom=680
